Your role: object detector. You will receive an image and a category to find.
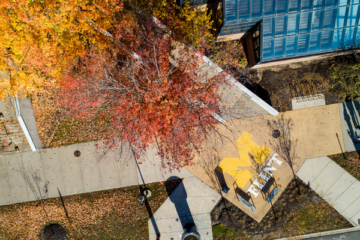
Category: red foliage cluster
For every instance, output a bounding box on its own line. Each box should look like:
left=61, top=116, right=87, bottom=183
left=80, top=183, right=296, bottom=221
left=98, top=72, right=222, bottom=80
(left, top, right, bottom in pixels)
left=58, top=20, right=225, bottom=170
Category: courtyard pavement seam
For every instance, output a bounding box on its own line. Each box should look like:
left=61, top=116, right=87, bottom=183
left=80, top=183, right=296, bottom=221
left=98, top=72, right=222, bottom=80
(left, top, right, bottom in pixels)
left=341, top=194, right=360, bottom=215
left=323, top=171, right=345, bottom=194
left=310, top=160, right=331, bottom=188
left=332, top=181, right=358, bottom=206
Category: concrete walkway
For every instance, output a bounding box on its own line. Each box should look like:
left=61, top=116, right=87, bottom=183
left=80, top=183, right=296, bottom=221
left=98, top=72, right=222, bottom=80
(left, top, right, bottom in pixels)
left=148, top=175, right=221, bottom=240
left=275, top=226, right=360, bottom=240
left=0, top=142, right=193, bottom=205
left=296, top=156, right=360, bottom=226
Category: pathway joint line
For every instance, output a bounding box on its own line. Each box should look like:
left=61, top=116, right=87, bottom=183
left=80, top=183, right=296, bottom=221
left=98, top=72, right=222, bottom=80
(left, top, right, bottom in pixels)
left=332, top=180, right=358, bottom=205
left=311, top=160, right=331, bottom=187
left=348, top=208, right=360, bottom=220
left=341, top=194, right=360, bottom=215
left=323, top=171, right=345, bottom=194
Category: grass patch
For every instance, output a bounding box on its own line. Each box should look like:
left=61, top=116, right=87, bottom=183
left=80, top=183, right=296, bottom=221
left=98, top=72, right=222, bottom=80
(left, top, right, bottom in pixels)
left=0, top=180, right=181, bottom=240
left=329, top=151, right=360, bottom=181
left=213, top=224, right=246, bottom=239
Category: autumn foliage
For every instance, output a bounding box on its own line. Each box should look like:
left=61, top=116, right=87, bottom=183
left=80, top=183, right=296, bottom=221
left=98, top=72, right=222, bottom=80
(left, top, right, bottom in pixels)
left=0, top=0, right=122, bottom=98
left=58, top=19, right=226, bottom=169
left=0, top=0, right=224, bottom=169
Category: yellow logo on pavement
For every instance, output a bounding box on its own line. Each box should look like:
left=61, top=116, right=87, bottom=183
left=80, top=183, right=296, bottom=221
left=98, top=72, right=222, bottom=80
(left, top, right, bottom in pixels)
left=217, top=131, right=271, bottom=189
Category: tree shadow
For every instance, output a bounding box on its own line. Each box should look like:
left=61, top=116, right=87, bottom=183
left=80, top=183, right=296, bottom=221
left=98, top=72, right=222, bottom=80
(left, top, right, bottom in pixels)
left=267, top=114, right=300, bottom=194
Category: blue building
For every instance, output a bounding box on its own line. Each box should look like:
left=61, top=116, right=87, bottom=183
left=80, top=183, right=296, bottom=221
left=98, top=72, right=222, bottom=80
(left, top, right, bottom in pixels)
left=218, top=0, right=360, bottom=66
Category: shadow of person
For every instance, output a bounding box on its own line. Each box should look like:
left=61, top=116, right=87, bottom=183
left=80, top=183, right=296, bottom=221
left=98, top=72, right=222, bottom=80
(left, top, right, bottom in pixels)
left=165, top=177, right=196, bottom=233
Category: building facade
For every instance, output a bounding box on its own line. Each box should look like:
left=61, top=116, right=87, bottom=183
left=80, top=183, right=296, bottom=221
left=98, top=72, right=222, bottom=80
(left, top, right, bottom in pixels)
left=217, top=0, right=360, bottom=67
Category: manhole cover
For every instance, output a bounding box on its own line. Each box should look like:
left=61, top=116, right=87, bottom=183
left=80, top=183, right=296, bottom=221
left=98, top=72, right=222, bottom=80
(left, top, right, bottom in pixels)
left=42, top=223, right=67, bottom=240
left=272, top=130, right=280, bottom=138
left=74, top=150, right=81, bottom=157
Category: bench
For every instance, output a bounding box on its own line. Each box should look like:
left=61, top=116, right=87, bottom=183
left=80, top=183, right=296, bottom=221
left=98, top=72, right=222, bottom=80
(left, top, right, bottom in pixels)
left=235, top=187, right=256, bottom=211
left=236, top=187, right=251, bottom=202
left=261, top=177, right=275, bottom=194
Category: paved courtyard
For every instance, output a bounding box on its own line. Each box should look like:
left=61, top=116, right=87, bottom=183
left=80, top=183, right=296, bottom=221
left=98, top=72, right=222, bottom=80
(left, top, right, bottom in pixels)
left=185, top=103, right=348, bottom=222
left=1, top=101, right=360, bottom=235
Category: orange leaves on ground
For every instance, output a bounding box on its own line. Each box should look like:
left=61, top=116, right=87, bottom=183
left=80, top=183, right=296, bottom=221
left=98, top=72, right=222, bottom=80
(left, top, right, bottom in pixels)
left=0, top=182, right=174, bottom=239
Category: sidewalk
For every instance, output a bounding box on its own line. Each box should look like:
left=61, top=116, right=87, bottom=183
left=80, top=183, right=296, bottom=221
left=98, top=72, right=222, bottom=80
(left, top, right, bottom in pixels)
left=148, top=176, right=221, bottom=240
left=297, top=156, right=360, bottom=226
left=0, top=142, right=193, bottom=205
left=275, top=226, right=360, bottom=240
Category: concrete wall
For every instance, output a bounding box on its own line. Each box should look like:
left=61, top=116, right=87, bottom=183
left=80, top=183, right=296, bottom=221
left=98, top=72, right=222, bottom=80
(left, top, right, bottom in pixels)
left=252, top=49, right=360, bottom=69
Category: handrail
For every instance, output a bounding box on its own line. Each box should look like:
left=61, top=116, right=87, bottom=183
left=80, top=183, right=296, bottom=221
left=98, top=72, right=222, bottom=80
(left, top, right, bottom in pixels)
left=14, top=96, right=37, bottom=151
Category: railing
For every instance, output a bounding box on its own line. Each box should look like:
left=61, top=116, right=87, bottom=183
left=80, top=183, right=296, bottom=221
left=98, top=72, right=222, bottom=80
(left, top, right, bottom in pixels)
left=14, top=96, right=37, bottom=151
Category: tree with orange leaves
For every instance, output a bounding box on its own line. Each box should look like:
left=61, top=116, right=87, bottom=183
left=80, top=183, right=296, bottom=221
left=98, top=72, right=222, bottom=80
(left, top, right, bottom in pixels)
left=58, top=19, right=227, bottom=170
left=0, top=0, right=123, bottom=98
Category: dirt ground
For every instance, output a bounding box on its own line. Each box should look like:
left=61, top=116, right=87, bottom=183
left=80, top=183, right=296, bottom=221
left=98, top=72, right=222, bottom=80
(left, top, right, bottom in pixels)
left=250, top=52, right=360, bottom=112
left=211, top=177, right=352, bottom=239
left=0, top=180, right=181, bottom=240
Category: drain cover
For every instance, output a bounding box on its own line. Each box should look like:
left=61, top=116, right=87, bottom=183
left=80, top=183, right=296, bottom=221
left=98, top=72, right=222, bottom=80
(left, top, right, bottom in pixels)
left=74, top=150, right=81, bottom=157
left=272, top=129, right=280, bottom=138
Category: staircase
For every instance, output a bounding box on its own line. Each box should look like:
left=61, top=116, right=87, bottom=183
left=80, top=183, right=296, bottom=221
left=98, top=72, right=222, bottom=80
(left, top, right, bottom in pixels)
left=0, top=118, right=30, bottom=154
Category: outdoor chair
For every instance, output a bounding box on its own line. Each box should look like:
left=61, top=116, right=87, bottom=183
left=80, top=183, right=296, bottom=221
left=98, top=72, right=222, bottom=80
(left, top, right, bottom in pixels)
left=260, top=177, right=280, bottom=204
left=233, top=182, right=256, bottom=211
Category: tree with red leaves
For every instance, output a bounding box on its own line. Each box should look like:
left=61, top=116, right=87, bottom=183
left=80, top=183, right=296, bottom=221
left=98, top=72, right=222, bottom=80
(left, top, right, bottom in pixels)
left=59, top=19, right=228, bottom=170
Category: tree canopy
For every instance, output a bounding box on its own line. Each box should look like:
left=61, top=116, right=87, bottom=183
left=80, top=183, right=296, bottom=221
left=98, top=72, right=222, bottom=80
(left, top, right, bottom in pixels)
left=58, top=19, right=226, bottom=169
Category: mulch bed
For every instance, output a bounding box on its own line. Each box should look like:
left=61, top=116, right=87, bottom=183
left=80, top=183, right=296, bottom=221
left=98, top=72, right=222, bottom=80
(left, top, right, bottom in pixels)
left=211, top=177, right=352, bottom=239
left=250, top=52, right=360, bottom=112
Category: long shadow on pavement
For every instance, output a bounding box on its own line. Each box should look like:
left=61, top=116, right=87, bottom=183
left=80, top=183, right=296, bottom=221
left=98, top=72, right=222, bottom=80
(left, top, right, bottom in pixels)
left=165, top=176, right=196, bottom=233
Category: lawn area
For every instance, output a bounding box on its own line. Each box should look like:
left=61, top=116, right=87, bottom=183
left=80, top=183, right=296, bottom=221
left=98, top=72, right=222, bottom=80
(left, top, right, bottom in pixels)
left=211, top=177, right=352, bottom=240
left=0, top=180, right=181, bottom=240
left=329, top=151, right=360, bottom=181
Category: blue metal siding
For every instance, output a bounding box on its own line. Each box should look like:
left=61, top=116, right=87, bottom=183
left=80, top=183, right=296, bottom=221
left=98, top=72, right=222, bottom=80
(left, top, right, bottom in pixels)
left=238, top=0, right=250, bottom=20
left=275, top=15, right=287, bottom=36
left=323, top=9, right=337, bottom=29
left=286, top=36, right=298, bottom=55
left=313, top=0, right=326, bottom=9
left=251, top=0, right=263, bottom=18
left=309, top=32, right=321, bottom=51
left=347, top=5, right=359, bottom=26
left=311, top=10, right=324, bottom=31
left=287, top=14, right=300, bottom=34
left=274, top=37, right=286, bottom=57
left=220, top=0, right=360, bottom=63
left=276, top=0, right=288, bottom=14
left=299, top=12, right=312, bottom=33
left=264, top=0, right=275, bottom=16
